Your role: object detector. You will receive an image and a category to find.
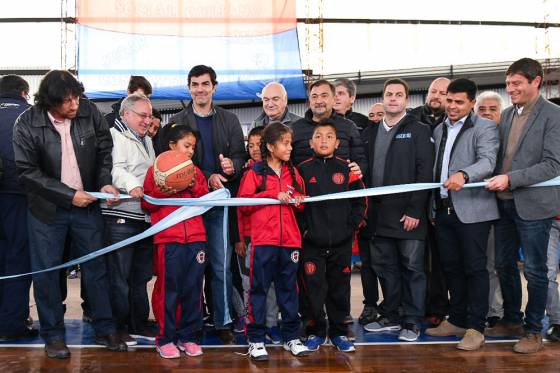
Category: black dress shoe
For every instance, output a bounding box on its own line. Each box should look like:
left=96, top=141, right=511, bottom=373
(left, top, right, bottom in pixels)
left=215, top=328, right=235, bottom=345
left=0, top=327, right=39, bottom=341
left=94, top=333, right=128, bottom=352
left=45, top=339, right=71, bottom=359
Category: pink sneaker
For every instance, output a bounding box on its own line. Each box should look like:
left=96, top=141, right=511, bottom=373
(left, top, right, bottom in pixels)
left=156, top=343, right=180, bottom=359
left=177, top=341, right=203, bottom=356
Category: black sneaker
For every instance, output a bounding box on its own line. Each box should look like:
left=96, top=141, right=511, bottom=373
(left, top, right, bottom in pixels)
left=486, top=316, right=501, bottom=328
left=364, top=316, right=401, bottom=332
left=547, top=324, right=560, bottom=341
left=0, top=327, right=39, bottom=341
left=358, top=306, right=378, bottom=325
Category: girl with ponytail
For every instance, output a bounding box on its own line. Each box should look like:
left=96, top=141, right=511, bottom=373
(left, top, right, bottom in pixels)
left=237, top=122, right=311, bottom=361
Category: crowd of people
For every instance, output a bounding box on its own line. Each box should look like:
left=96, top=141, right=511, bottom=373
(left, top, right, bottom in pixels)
left=0, top=57, right=559, bottom=361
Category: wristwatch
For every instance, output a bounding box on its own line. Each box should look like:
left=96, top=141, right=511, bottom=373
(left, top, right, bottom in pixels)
left=459, top=170, right=469, bottom=183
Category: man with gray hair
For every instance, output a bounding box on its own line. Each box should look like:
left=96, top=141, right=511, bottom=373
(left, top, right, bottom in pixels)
left=102, top=93, right=156, bottom=345
left=475, top=91, right=505, bottom=124
left=334, top=78, right=370, bottom=131
left=252, top=82, right=301, bottom=128
left=475, top=90, right=505, bottom=328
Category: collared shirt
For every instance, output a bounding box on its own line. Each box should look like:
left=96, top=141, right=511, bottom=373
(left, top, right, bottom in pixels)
left=382, top=112, right=407, bottom=132
left=440, top=115, right=468, bottom=197
left=47, top=111, right=84, bottom=191
left=192, top=105, right=216, bottom=118
left=121, top=119, right=148, bottom=153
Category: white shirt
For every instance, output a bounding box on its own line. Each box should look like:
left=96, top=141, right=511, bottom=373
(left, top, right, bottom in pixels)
left=382, top=112, right=407, bottom=132
left=440, top=115, right=468, bottom=198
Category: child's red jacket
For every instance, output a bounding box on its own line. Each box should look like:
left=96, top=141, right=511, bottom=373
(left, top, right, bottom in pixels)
left=237, top=161, right=305, bottom=249
left=141, top=165, right=208, bottom=244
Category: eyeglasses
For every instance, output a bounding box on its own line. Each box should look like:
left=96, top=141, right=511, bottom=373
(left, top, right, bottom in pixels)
left=130, top=109, right=154, bottom=121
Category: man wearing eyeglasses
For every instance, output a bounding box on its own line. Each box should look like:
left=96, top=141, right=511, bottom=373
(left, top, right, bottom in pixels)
left=105, top=76, right=152, bottom=128
left=101, top=93, right=156, bottom=345
left=252, top=82, right=301, bottom=128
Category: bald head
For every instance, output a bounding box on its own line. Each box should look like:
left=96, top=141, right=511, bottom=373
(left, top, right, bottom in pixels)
left=368, top=102, right=385, bottom=123
left=426, top=77, right=450, bottom=111
left=260, top=82, right=288, bottom=121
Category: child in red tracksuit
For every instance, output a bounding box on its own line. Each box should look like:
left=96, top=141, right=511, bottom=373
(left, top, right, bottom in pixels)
left=234, top=126, right=281, bottom=343
left=237, top=122, right=311, bottom=361
left=141, top=124, right=209, bottom=359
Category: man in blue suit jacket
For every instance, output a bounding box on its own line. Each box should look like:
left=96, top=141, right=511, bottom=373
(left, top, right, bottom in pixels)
left=0, top=75, right=38, bottom=341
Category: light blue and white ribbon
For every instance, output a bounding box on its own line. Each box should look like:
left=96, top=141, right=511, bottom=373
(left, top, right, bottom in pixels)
left=1, top=176, right=559, bottom=280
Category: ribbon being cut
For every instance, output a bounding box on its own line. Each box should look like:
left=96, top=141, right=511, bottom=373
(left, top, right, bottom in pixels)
left=1, top=176, right=559, bottom=280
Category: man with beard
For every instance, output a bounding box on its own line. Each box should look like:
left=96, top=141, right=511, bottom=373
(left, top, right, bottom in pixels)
left=410, top=77, right=450, bottom=131
left=410, top=77, right=451, bottom=326
left=368, top=103, right=385, bottom=125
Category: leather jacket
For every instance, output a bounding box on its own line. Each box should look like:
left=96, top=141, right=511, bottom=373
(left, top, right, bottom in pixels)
left=13, top=98, right=113, bottom=223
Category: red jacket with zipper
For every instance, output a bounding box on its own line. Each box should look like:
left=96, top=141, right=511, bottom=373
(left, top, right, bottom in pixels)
left=141, top=165, right=208, bottom=244
left=237, top=161, right=305, bottom=249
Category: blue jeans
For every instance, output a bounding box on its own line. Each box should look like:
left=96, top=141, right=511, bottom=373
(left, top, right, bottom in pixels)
left=104, top=216, right=153, bottom=332
left=370, top=237, right=426, bottom=326
left=494, top=200, right=553, bottom=333
left=203, top=207, right=232, bottom=328
left=546, top=220, right=560, bottom=325
left=29, top=205, right=115, bottom=342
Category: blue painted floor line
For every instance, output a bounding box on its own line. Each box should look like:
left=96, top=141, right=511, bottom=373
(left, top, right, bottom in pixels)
left=0, top=319, right=537, bottom=348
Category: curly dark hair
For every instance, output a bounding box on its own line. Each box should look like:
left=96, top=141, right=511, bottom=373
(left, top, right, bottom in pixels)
left=34, top=70, right=84, bottom=111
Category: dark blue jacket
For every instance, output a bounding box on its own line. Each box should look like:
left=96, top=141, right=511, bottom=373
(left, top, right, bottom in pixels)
left=0, top=94, right=30, bottom=194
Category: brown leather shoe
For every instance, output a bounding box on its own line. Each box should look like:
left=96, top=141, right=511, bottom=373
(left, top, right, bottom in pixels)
left=426, top=320, right=466, bottom=337
left=95, top=333, right=128, bottom=352
left=513, top=333, right=543, bottom=354
left=45, top=339, right=71, bottom=359
left=484, top=320, right=524, bottom=337
left=457, top=329, right=485, bottom=351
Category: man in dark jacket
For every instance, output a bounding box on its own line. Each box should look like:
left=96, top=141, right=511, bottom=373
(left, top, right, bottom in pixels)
left=0, top=75, right=38, bottom=341
left=291, top=79, right=367, bottom=173
left=409, top=77, right=450, bottom=131
left=105, top=76, right=152, bottom=128
left=252, top=82, right=301, bottom=129
left=169, top=65, right=245, bottom=344
left=334, top=78, right=370, bottom=131
left=13, top=70, right=126, bottom=358
left=409, top=77, right=451, bottom=325
left=362, top=79, right=434, bottom=342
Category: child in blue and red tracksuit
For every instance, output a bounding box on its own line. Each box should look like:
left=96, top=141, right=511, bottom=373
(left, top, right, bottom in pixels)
left=141, top=124, right=208, bottom=359
left=237, top=122, right=311, bottom=361
left=234, top=126, right=281, bottom=343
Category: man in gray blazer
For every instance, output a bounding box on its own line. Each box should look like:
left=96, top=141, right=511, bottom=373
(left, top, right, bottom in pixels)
left=486, top=58, right=560, bottom=354
left=426, top=79, right=500, bottom=351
